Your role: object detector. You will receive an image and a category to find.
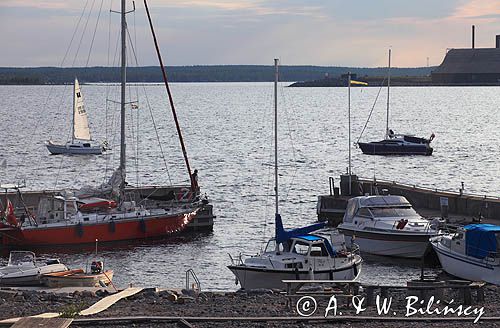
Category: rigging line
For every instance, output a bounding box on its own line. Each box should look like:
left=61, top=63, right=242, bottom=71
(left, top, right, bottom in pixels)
left=71, top=0, right=97, bottom=67
left=140, top=84, right=174, bottom=186
left=261, top=85, right=276, bottom=244
left=85, top=0, right=105, bottom=68
left=103, top=2, right=112, bottom=183
left=103, top=26, right=122, bottom=183
left=278, top=69, right=299, bottom=205
left=15, top=1, right=91, bottom=182
left=132, top=8, right=140, bottom=187
left=126, top=25, right=173, bottom=186
left=46, top=0, right=90, bottom=138
left=356, top=76, right=387, bottom=143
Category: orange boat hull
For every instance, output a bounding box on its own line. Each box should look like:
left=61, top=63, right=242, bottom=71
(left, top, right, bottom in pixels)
left=43, top=269, right=114, bottom=287
left=1, top=210, right=197, bottom=247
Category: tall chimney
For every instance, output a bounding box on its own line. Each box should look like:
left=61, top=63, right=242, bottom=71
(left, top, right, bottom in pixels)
left=496, top=35, right=500, bottom=48
left=472, top=25, right=475, bottom=49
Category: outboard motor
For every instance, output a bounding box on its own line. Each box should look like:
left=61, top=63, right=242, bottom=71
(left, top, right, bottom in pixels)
left=91, top=261, right=104, bottom=274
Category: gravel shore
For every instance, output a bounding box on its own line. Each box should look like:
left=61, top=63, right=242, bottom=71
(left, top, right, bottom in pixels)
left=1, top=285, right=499, bottom=327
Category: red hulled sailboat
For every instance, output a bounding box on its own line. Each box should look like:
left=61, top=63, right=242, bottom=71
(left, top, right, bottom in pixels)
left=0, top=0, right=201, bottom=248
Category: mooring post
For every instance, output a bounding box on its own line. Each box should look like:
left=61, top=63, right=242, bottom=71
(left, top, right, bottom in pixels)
left=366, top=286, right=375, bottom=306
left=463, top=287, right=472, bottom=305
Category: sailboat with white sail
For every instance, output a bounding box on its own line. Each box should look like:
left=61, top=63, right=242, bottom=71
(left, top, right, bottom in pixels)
left=0, top=0, right=202, bottom=248
left=46, top=78, right=106, bottom=155
left=358, top=49, right=435, bottom=156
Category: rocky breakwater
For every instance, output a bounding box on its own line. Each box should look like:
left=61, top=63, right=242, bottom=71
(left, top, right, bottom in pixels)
left=0, top=288, right=106, bottom=320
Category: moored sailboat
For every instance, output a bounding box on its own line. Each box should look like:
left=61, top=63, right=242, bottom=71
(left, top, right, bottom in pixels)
left=358, top=49, right=435, bottom=156
left=0, top=0, right=202, bottom=248
left=227, top=59, right=362, bottom=290
left=46, top=78, right=105, bottom=155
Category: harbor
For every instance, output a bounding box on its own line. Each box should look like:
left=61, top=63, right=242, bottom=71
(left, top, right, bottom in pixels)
left=0, top=0, right=499, bottom=326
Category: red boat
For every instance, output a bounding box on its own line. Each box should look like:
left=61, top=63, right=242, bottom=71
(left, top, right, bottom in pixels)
left=0, top=206, right=198, bottom=247
left=0, top=2, right=205, bottom=249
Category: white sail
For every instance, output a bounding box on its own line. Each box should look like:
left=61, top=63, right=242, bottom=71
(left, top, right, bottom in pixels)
left=73, top=78, right=91, bottom=141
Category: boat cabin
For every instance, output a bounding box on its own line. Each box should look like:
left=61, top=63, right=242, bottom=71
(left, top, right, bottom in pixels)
left=441, top=224, right=500, bottom=260
left=344, top=195, right=420, bottom=223
left=265, top=235, right=335, bottom=258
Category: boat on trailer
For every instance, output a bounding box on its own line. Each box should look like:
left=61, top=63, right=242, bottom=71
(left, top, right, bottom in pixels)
left=431, top=224, right=500, bottom=285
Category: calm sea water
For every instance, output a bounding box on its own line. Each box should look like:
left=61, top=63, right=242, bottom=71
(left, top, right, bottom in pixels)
left=0, top=83, right=498, bottom=290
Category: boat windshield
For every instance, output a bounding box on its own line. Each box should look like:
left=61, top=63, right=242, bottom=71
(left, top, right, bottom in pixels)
left=369, top=206, right=419, bottom=218
left=9, top=252, right=35, bottom=266
left=264, top=239, right=286, bottom=253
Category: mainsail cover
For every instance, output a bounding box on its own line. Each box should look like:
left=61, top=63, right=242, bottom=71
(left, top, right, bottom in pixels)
left=73, top=78, right=91, bottom=141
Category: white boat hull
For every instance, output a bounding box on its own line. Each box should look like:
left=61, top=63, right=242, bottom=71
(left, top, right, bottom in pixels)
left=432, top=240, right=500, bottom=285
left=228, top=256, right=362, bottom=290
left=46, top=141, right=103, bottom=155
left=341, top=231, right=432, bottom=258
left=0, top=263, right=68, bottom=286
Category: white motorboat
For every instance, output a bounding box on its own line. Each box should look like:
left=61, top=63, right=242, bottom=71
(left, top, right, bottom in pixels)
left=227, top=59, right=362, bottom=290
left=337, top=195, right=440, bottom=258
left=431, top=224, right=500, bottom=285
left=46, top=78, right=105, bottom=155
left=0, top=251, right=68, bottom=286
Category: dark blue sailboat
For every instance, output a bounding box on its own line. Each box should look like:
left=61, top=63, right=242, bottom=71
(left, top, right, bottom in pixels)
left=358, top=49, right=435, bottom=156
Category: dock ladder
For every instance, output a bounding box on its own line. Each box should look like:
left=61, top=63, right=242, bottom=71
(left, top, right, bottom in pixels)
left=185, top=268, right=201, bottom=293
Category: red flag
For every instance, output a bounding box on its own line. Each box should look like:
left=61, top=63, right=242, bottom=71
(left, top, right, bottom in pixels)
left=6, top=199, right=18, bottom=227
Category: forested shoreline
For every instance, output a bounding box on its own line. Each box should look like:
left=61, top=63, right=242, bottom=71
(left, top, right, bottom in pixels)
left=0, top=65, right=433, bottom=85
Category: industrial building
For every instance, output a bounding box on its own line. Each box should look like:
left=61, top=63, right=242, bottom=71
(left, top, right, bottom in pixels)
left=431, top=27, right=500, bottom=85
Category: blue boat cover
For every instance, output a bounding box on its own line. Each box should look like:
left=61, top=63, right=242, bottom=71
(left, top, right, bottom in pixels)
left=464, top=224, right=500, bottom=259
left=274, top=214, right=326, bottom=244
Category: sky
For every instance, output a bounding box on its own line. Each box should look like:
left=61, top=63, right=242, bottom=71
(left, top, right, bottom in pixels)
left=1, top=0, right=500, bottom=67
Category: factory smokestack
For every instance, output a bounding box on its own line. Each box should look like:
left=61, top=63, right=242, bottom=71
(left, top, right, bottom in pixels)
left=472, top=25, right=475, bottom=49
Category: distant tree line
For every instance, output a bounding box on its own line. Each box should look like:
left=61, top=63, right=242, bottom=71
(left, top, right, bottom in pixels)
left=0, top=65, right=434, bottom=85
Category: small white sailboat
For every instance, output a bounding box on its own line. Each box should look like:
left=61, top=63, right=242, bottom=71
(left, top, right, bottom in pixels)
left=431, top=224, right=500, bottom=285
left=227, top=59, right=362, bottom=290
left=337, top=195, right=440, bottom=258
left=0, top=251, right=68, bottom=286
left=46, top=78, right=105, bottom=155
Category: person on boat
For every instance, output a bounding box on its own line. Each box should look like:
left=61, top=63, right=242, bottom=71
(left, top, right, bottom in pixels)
left=388, top=129, right=395, bottom=138
left=191, top=169, right=200, bottom=193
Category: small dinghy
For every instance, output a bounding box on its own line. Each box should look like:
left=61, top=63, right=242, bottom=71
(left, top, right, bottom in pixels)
left=0, top=251, right=68, bottom=286
left=43, top=261, right=113, bottom=288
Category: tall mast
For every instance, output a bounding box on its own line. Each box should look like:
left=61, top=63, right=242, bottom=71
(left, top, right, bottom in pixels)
left=274, top=58, right=279, bottom=215
left=119, top=0, right=127, bottom=200
left=386, top=48, right=391, bottom=139
left=144, top=0, right=195, bottom=191
left=72, top=78, right=76, bottom=142
left=348, top=72, right=352, bottom=195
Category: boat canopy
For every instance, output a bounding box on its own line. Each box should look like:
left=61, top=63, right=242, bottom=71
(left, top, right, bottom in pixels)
left=344, top=195, right=412, bottom=222
left=357, top=195, right=410, bottom=208
left=464, top=224, right=500, bottom=259
left=294, top=235, right=335, bottom=257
